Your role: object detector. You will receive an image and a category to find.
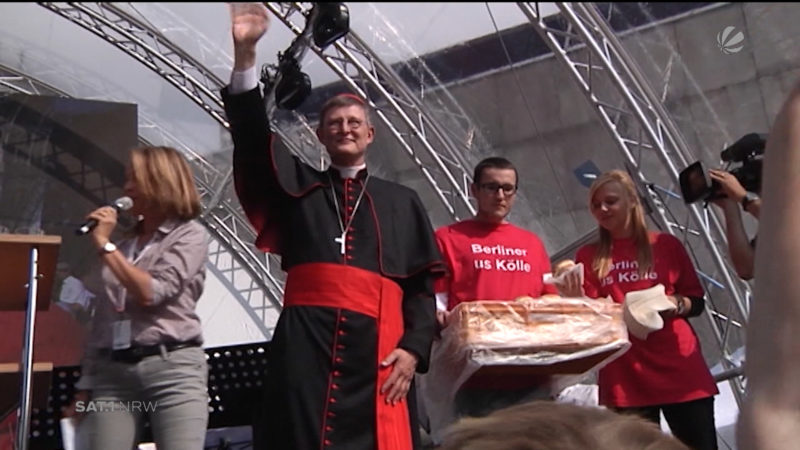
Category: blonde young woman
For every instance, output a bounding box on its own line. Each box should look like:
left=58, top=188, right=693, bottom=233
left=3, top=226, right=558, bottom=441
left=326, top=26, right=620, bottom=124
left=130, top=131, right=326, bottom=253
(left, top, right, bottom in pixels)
left=72, top=146, right=209, bottom=450
left=558, top=170, right=718, bottom=450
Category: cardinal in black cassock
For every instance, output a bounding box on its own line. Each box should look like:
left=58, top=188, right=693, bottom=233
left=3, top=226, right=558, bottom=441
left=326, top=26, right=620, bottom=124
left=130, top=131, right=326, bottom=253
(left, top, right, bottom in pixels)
left=222, top=83, right=444, bottom=450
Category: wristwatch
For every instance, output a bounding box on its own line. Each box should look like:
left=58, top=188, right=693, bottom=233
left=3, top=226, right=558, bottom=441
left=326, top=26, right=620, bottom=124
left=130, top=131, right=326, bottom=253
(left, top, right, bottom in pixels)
left=741, top=192, right=759, bottom=211
left=675, top=295, right=687, bottom=316
left=100, top=241, right=117, bottom=255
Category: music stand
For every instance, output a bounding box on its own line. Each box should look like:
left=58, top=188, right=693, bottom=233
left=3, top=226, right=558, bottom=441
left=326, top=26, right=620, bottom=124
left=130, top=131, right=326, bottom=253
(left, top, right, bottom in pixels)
left=28, top=342, right=272, bottom=448
left=0, top=233, right=61, bottom=450
left=0, top=362, right=53, bottom=420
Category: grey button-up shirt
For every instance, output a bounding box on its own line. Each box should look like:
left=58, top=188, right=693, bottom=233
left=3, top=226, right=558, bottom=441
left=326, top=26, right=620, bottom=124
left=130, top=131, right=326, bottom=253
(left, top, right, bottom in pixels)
left=84, top=219, right=208, bottom=350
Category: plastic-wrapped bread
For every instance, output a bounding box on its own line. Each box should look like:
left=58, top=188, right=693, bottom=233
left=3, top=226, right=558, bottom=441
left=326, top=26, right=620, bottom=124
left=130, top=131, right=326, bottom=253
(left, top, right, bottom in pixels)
left=449, top=297, right=628, bottom=365
left=420, top=297, right=631, bottom=444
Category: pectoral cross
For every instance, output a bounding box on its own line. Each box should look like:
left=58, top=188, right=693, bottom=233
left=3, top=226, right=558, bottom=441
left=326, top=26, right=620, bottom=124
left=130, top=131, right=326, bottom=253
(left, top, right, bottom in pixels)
left=334, top=232, right=347, bottom=255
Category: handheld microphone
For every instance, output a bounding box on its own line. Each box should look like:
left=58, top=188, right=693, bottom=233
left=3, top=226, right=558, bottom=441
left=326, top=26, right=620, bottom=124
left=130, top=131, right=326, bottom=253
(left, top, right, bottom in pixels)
left=75, top=196, right=134, bottom=236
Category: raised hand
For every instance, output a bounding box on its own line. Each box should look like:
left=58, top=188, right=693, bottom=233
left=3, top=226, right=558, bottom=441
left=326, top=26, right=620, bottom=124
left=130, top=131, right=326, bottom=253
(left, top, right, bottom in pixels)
left=230, top=3, right=270, bottom=69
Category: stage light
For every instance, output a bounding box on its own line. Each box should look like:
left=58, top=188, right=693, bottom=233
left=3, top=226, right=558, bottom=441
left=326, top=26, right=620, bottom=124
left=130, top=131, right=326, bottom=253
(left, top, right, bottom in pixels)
left=273, top=56, right=312, bottom=110
left=261, top=3, right=351, bottom=111
left=312, top=3, right=350, bottom=49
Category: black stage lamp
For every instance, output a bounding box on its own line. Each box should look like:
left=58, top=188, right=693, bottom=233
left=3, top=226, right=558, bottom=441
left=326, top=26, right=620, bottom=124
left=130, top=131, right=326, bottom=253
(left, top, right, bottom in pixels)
left=312, top=3, right=350, bottom=49
left=274, top=56, right=312, bottom=110
left=261, top=3, right=350, bottom=111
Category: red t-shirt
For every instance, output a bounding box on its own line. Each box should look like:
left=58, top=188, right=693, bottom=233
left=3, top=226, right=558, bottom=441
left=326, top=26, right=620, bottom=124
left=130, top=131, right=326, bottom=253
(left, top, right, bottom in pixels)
left=435, top=219, right=557, bottom=310
left=575, top=232, right=719, bottom=407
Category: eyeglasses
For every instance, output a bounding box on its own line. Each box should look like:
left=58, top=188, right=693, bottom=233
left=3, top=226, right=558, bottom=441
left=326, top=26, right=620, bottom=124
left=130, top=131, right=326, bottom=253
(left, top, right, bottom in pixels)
left=325, top=118, right=365, bottom=131
left=479, top=183, right=517, bottom=195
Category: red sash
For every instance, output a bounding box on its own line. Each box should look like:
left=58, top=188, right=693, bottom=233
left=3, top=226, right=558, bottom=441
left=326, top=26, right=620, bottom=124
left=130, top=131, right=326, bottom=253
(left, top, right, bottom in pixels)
left=284, top=263, right=412, bottom=450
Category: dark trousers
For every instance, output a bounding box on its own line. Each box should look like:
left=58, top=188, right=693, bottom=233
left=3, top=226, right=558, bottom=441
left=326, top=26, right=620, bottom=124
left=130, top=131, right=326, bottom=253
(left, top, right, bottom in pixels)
left=454, top=386, right=551, bottom=418
left=613, top=396, right=717, bottom=450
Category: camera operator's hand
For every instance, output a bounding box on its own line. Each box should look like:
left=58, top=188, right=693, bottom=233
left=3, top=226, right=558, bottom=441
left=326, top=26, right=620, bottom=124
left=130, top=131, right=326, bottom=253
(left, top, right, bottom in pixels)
left=709, top=168, right=757, bottom=279
left=709, top=169, right=747, bottom=203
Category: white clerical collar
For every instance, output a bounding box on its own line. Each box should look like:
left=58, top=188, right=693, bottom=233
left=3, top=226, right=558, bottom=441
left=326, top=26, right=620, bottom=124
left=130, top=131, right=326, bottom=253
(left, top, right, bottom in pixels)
left=331, top=163, right=367, bottom=179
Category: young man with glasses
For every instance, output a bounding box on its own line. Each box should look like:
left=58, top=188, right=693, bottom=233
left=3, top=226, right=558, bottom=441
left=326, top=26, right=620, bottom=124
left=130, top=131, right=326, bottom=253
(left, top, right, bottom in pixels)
left=432, top=156, right=558, bottom=418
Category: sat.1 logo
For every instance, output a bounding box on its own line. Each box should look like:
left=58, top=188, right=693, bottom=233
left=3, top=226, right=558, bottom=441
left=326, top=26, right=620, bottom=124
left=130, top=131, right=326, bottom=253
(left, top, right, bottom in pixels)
left=717, top=26, right=745, bottom=54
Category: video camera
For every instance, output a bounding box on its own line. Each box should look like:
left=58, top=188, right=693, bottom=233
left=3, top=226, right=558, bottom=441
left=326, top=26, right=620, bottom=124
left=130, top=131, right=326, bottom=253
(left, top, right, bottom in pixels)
left=678, top=133, right=766, bottom=204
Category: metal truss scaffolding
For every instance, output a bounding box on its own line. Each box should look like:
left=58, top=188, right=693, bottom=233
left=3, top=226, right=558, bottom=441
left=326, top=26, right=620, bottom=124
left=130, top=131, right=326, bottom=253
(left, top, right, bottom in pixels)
left=265, top=2, right=478, bottom=221
left=0, top=62, right=280, bottom=338
left=35, top=2, right=312, bottom=332
left=34, top=2, right=488, bottom=329
left=24, top=3, right=749, bottom=403
left=34, top=2, right=487, bottom=327
left=518, top=2, right=749, bottom=406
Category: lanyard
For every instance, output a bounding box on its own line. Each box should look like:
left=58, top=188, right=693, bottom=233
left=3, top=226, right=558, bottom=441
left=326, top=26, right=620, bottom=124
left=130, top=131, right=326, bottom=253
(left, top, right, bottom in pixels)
left=111, top=235, right=156, bottom=313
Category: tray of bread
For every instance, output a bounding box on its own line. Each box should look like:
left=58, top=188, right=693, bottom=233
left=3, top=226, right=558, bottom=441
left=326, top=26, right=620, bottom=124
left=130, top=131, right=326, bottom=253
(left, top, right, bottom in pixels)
left=420, top=298, right=629, bottom=443
left=447, top=297, right=629, bottom=366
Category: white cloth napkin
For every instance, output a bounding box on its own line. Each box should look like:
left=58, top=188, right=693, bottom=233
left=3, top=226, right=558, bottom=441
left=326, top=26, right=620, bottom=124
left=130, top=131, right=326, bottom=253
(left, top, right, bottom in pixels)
left=622, top=284, right=676, bottom=340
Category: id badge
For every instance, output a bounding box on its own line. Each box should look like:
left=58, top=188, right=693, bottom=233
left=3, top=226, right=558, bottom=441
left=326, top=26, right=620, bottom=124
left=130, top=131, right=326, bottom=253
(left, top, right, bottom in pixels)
left=112, top=320, right=132, bottom=350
